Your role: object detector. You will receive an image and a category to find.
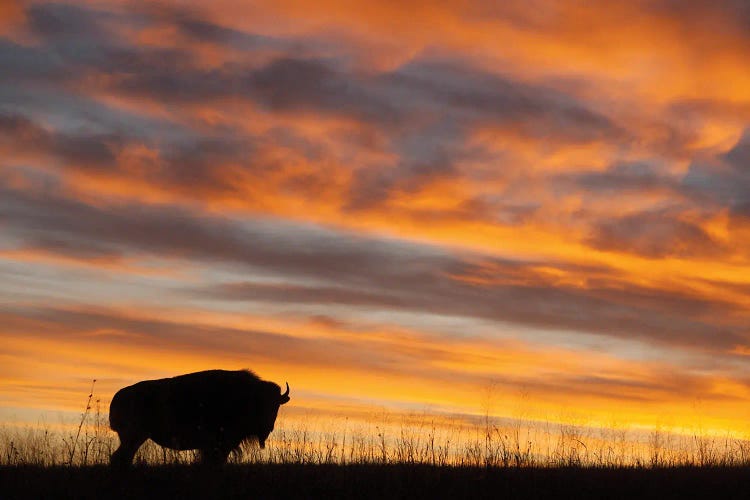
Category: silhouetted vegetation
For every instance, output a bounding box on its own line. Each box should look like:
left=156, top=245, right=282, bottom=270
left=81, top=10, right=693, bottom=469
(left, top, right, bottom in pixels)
left=4, top=417, right=750, bottom=499
left=6, top=411, right=750, bottom=469
left=4, top=382, right=750, bottom=498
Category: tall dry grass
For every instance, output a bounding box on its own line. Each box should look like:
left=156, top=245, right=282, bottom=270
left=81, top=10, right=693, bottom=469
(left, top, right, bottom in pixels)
left=5, top=414, right=750, bottom=468
left=3, top=382, right=750, bottom=468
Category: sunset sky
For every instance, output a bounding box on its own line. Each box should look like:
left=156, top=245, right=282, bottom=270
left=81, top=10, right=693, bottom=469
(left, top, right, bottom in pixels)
left=3, top=0, right=750, bottom=434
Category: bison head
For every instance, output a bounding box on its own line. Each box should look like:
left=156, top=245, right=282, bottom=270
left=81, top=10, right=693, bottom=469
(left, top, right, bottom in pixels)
left=257, top=382, right=290, bottom=448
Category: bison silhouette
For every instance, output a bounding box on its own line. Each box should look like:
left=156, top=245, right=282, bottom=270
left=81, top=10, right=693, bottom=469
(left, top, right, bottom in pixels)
left=109, top=369, right=290, bottom=466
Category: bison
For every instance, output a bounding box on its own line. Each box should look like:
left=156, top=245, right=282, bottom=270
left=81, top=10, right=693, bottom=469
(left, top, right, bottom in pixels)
left=109, top=369, right=290, bottom=466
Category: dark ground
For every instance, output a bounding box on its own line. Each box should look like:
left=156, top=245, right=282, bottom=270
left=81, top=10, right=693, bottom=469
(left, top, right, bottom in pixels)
left=2, top=464, right=750, bottom=499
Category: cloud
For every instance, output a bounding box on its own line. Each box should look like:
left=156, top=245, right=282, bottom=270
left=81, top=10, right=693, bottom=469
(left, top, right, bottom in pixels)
left=723, top=131, right=750, bottom=173
left=0, top=181, right=452, bottom=279
left=0, top=304, right=735, bottom=409
left=0, top=110, right=262, bottom=200
left=191, top=273, right=744, bottom=354
left=248, top=58, right=401, bottom=124
left=0, top=38, right=71, bottom=81
left=0, top=1, right=630, bottom=227
left=682, top=131, right=750, bottom=215
left=0, top=112, right=124, bottom=168
left=0, top=305, right=374, bottom=370
left=9, top=2, right=618, bottom=146
left=565, top=162, right=679, bottom=195
left=171, top=14, right=283, bottom=51
left=586, top=210, right=726, bottom=259
left=2, top=177, right=746, bottom=354
left=644, top=0, right=750, bottom=35
left=26, top=2, right=110, bottom=40
left=4, top=0, right=750, bottom=426
left=111, top=52, right=623, bottom=146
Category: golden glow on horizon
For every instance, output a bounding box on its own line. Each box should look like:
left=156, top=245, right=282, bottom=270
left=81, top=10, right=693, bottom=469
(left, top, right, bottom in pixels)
left=2, top=301, right=749, bottom=434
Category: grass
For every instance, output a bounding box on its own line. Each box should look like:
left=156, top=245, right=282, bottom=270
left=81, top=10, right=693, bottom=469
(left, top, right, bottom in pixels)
left=4, top=419, right=750, bottom=500
left=4, top=383, right=750, bottom=498
left=4, top=405, right=750, bottom=468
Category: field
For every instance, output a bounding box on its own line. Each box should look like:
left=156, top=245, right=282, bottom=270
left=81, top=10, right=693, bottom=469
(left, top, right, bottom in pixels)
left=3, top=406, right=750, bottom=499
left=4, top=464, right=750, bottom=499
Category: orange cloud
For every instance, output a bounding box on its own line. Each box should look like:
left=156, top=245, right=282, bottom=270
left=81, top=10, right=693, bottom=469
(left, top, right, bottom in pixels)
left=4, top=0, right=750, bottom=438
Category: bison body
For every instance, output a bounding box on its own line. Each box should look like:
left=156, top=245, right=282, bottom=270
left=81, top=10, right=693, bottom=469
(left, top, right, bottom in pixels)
left=109, top=369, right=289, bottom=466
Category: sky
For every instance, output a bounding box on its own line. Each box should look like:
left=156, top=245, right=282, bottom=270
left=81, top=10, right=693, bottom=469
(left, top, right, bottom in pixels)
left=2, top=0, right=750, bottom=434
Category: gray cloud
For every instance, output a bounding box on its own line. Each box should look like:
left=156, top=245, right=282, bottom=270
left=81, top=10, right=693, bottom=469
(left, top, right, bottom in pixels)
left=644, top=0, right=750, bottom=35
left=0, top=305, right=402, bottom=374
left=1, top=180, right=744, bottom=352
left=0, top=39, right=72, bottom=81
left=0, top=181, right=452, bottom=280
left=565, top=162, right=679, bottom=195
left=0, top=112, right=124, bottom=167
left=384, top=60, right=624, bottom=142
left=0, top=304, right=733, bottom=405
left=247, top=58, right=402, bottom=124
left=586, top=209, right=725, bottom=259
left=111, top=53, right=623, bottom=147
left=174, top=17, right=280, bottom=50
left=0, top=110, right=262, bottom=196
left=682, top=131, right=750, bottom=216
left=12, top=2, right=617, bottom=146
left=26, top=3, right=111, bottom=40
left=191, top=276, right=743, bottom=353
left=723, top=131, right=750, bottom=172
left=0, top=1, right=633, bottom=223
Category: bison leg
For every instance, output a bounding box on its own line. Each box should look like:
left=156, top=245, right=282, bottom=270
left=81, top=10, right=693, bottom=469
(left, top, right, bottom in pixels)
left=111, top=432, right=147, bottom=468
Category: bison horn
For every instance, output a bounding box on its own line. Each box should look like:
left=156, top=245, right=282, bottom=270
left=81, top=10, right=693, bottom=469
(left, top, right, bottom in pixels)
left=280, top=382, right=290, bottom=404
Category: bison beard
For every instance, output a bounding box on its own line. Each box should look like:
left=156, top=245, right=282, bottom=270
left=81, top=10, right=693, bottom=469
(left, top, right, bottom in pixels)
left=109, top=369, right=290, bottom=467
